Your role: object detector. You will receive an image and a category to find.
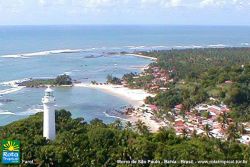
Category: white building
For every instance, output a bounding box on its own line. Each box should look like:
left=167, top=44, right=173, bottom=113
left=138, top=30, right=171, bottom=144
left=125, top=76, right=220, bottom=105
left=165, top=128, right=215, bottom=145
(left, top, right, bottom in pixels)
left=238, top=135, right=250, bottom=144
left=210, top=129, right=224, bottom=139
left=42, top=87, right=56, bottom=140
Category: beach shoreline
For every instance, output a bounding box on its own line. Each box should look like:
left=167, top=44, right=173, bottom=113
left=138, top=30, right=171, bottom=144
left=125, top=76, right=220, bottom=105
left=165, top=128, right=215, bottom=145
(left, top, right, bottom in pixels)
left=124, top=53, right=158, bottom=61
left=74, top=83, right=154, bottom=107
left=74, top=83, right=167, bottom=132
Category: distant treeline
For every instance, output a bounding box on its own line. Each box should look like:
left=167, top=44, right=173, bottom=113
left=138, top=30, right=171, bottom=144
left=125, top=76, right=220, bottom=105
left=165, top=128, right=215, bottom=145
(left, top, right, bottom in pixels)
left=140, top=47, right=250, bottom=80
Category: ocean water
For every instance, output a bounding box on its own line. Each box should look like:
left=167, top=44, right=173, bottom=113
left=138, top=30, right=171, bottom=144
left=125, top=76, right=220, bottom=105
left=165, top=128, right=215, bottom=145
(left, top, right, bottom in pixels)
left=0, top=25, right=249, bottom=126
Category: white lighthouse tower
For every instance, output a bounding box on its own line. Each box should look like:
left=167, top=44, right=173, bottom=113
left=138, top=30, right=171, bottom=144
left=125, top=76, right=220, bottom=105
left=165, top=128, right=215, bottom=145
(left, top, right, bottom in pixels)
left=42, top=86, right=56, bottom=140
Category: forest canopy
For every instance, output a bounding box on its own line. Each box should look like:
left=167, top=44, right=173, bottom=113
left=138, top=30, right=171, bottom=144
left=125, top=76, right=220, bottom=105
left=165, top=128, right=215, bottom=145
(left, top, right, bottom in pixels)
left=0, top=110, right=249, bottom=167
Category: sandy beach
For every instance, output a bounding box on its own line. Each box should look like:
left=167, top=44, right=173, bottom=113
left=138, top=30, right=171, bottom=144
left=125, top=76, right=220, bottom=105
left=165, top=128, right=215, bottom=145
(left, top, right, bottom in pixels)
left=74, top=83, right=167, bottom=132
left=75, top=83, right=154, bottom=107
left=124, top=53, right=158, bottom=61
left=127, top=111, right=168, bottom=132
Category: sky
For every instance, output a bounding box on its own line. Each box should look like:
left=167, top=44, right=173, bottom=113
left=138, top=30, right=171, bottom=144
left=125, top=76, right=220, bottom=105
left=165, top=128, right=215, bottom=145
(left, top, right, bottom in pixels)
left=0, top=0, right=249, bottom=25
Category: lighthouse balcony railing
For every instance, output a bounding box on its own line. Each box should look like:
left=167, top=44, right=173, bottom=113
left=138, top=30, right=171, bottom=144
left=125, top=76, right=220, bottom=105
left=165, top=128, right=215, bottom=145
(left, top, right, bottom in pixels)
left=42, top=97, right=55, bottom=103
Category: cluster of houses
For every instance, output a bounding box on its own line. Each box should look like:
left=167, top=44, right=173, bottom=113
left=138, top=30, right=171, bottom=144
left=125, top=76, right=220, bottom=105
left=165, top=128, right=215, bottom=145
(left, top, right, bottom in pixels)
left=140, top=66, right=173, bottom=92
left=172, top=103, right=250, bottom=145
left=121, top=63, right=250, bottom=144
left=124, top=94, right=250, bottom=145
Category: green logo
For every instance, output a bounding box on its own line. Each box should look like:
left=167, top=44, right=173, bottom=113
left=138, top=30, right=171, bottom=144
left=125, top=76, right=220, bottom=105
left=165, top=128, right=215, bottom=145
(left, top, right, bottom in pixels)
left=1, top=140, right=20, bottom=164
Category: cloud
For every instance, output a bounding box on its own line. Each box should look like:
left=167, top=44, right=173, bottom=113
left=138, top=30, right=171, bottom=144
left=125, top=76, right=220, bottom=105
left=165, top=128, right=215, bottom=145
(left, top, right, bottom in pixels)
left=38, top=0, right=46, bottom=6
left=72, top=0, right=120, bottom=8
left=140, top=0, right=182, bottom=8
left=200, top=0, right=225, bottom=7
left=0, top=0, right=24, bottom=13
left=1, top=0, right=249, bottom=11
left=38, top=0, right=66, bottom=7
left=234, top=0, right=250, bottom=7
left=0, top=0, right=249, bottom=15
left=167, top=0, right=182, bottom=7
left=200, top=0, right=250, bottom=8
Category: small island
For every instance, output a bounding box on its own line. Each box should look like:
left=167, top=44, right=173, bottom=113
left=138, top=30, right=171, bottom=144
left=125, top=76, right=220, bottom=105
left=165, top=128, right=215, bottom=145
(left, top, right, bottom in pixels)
left=18, top=74, right=73, bottom=88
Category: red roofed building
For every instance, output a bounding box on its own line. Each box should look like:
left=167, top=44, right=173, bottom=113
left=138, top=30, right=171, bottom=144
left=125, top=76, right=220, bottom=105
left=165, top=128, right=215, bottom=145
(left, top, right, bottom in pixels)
left=225, top=80, right=233, bottom=84
left=175, top=104, right=183, bottom=111
left=221, top=106, right=230, bottom=113
left=208, top=105, right=230, bottom=115
left=208, top=105, right=221, bottom=115
left=175, top=126, right=186, bottom=133
left=175, top=119, right=184, bottom=127
left=149, top=105, right=158, bottom=111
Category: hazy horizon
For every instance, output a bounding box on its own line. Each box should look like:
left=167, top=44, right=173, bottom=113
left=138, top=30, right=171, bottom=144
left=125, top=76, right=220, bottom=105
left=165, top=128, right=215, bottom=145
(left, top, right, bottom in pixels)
left=0, top=24, right=250, bottom=27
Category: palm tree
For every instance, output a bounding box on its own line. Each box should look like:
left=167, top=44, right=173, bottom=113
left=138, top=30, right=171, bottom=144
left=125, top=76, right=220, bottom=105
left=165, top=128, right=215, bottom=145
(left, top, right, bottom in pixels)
left=181, top=128, right=188, bottom=138
left=217, top=112, right=229, bottom=129
left=112, top=119, right=122, bottom=130
left=222, top=112, right=229, bottom=127
left=193, top=109, right=199, bottom=116
left=204, top=124, right=212, bottom=138
left=135, top=120, right=149, bottom=135
left=191, top=129, right=198, bottom=138
left=156, top=127, right=170, bottom=141
left=226, top=123, right=239, bottom=142
left=125, top=121, right=132, bottom=130
left=217, top=115, right=223, bottom=127
left=239, top=124, right=246, bottom=135
left=204, top=111, right=210, bottom=119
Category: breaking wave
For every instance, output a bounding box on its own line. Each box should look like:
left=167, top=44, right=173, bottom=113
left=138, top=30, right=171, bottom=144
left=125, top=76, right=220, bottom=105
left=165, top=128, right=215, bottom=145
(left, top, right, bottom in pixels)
left=103, top=111, right=128, bottom=121
left=0, top=43, right=248, bottom=59
left=17, top=108, right=43, bottom=116
left=0, top=110, right=15, bottom=115
left=241, top=42, right=249, bottom=46
left=0, top=79, right=29, bottom=95
left=0, top=43, right=248, bottom=60
left=1, top=49, right=83, bottom=58
left=207, top=44, right=227, bottom=48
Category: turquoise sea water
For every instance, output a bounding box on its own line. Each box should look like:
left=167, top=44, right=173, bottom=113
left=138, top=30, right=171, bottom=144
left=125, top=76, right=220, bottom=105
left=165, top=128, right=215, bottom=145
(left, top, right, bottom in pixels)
left=0, top=25, right=249, bottom=126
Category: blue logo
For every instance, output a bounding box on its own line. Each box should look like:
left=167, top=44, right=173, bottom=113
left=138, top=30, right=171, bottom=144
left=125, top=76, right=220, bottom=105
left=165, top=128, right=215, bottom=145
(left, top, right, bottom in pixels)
left=1, top=140, right=20, bottom=164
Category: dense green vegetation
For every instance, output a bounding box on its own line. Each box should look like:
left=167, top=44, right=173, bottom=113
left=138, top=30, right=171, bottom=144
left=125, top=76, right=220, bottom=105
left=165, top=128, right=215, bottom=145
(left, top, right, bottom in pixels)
left=146, top=63, right=250, bottom=121
left=19, top=75, right=72, bottom=87
left=0, top=110, right=249, bottom=167
left=107, top=74, right=122, bottom=85
left=55, top=74, right=72, bottom=85
left=123, top=72, right=155, bottom=89
left=140, top=48, right=250, bottom=80
left=125, top=48, right=250, bottom=122
left=19, top=79, right=55, bottom=87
